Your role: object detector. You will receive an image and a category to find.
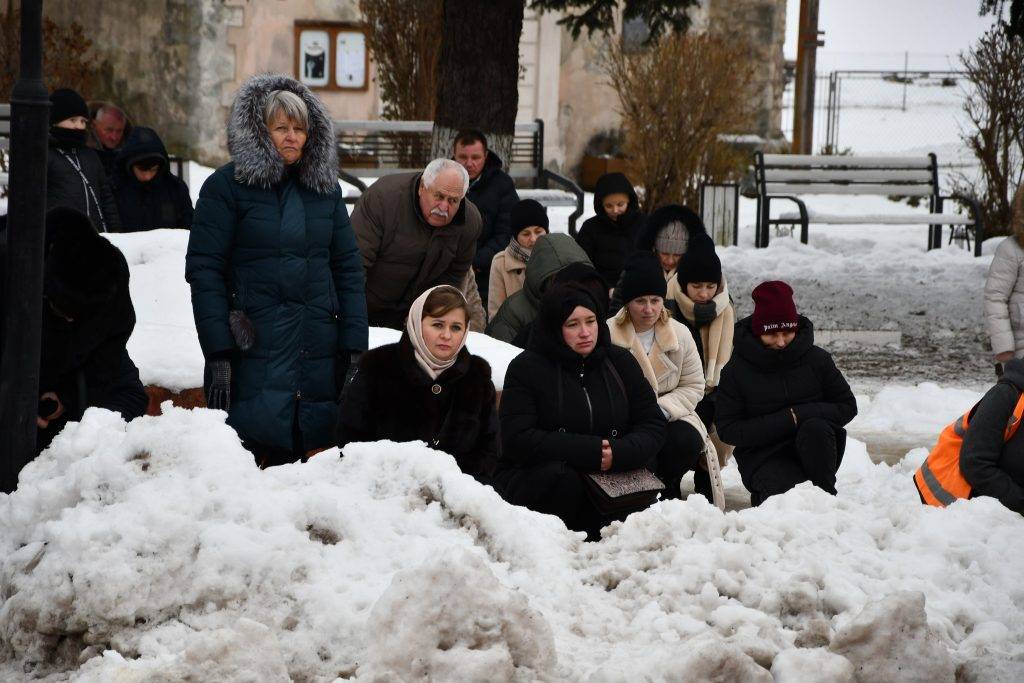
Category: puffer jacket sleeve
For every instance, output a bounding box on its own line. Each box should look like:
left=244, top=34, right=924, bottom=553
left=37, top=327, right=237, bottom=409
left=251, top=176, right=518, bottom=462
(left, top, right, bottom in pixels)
left=331, top=192, right=369, bottom=352
left=98, top=168, right=123, bottom=232
left=485, top=295, right=523, bottom=344
left=715, top=363, right=797, bottom=448
left=960, top=381, right=1024, bottom=514
left=985, top=237, right=1023, bottom=356
left=176, top=176, right=195, bottom=229
left=792, top=351, right=858, bottom=426
left=658, top=325, right=706, bottom=422
left=499, top=355, right=603, bottom=471
left=185, top=170, right=238, bottom=357
left=336, top=361, right=376, bottom=447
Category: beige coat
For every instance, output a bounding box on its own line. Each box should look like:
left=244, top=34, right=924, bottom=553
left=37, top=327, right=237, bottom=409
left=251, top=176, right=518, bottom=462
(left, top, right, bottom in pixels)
left=487, top=246, right=527, bottom=320
left=608, top=308, right=708, bottom=440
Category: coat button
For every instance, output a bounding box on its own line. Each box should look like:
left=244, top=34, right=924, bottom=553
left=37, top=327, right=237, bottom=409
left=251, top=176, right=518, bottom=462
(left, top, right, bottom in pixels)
left=431, top=384, right=442, bottom=395
left=612, top=429, right=618, bottom=437
left=296, top=390, right=302, bottom=400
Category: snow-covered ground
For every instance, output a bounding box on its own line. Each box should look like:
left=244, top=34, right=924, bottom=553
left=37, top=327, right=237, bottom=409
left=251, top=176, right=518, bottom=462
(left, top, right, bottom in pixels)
left=1, top=404, right=1022, bottom=681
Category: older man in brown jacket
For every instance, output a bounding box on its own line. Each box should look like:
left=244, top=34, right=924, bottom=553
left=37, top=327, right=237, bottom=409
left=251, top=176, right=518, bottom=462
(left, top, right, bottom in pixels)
left=351, top=158, right=482, bottom=328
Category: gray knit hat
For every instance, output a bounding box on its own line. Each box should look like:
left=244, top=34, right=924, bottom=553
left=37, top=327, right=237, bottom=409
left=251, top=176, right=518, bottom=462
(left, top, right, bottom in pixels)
left=655, top=221, right=689, bottom=255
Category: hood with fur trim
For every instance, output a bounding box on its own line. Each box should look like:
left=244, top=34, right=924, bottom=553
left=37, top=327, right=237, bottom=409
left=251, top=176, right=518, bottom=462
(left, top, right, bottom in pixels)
left=227, top=73, right=339, bottom=195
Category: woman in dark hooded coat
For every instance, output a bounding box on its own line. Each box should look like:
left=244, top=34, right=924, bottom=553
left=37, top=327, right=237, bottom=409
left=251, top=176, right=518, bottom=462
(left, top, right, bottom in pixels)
left=497, top=283, right=666, bottom=539
left=575, top=172, right=645, bottom=287
left=186, top=74, right=368, bottom=467
left=113, top=126, right=194, bottom=231
left=35, top=207, right=148, bottom=451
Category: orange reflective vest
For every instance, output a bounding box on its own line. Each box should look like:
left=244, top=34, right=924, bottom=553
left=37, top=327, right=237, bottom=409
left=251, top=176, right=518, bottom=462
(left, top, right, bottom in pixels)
left=914, top=392, right=1024, bottom=507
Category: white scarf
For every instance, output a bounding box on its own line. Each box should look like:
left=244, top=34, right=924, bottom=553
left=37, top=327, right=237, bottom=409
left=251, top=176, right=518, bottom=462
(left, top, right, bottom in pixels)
left=405, top=285, right=469, bottom=380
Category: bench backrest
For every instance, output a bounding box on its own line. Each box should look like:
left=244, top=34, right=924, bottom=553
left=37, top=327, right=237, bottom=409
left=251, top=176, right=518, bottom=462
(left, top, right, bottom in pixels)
left=754, top=152, right=939, bottom=198
left=335, top=118, right=545, bottom=184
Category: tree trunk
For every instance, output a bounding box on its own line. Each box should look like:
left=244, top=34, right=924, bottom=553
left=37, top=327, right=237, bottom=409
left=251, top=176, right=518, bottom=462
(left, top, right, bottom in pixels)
left=430, top=0, right=525, bottom=167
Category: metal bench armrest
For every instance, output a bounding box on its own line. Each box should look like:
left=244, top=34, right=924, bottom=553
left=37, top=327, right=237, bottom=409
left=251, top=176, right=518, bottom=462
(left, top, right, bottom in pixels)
left=540, top=169, right=585, bottom=237
left=339, top=170, right=369, bottom=205
left=939, top=193, right=985, bottom=256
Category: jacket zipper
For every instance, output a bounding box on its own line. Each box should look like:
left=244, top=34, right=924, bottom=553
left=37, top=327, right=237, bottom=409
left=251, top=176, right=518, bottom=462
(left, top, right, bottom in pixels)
left=579, top=361, right=594, bottom=431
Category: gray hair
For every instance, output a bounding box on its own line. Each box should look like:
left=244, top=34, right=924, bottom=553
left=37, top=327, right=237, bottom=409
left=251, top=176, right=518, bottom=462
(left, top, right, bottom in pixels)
left=422, top=158, right=469, bottom=196
left=263, top=89, right=309, bottom=130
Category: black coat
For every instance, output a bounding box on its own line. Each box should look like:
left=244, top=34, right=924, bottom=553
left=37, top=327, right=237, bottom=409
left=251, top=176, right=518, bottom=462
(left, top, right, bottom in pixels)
left=337, top=335, right=498, bottom=481
left=960, top=358, right=1024, bottom=514
left=36, top=207, right=148, bottom=451
left=47, top=133, right=122, bottom=232
left=466, top=152, right=519, bottom=291
left=113, top=127, right=194, bottom=232
left=715, top=316, right=857, bottom=488
left=576, top=174, right=645, bottom=286
left=498, top=313, right=666, bottom=475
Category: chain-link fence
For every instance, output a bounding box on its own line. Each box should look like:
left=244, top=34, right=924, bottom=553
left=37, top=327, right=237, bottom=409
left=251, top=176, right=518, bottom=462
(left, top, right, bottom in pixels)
left=781, top=70, right=973, bottom=168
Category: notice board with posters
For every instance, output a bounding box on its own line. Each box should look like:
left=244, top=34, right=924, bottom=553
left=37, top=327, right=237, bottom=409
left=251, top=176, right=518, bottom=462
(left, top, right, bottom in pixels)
left=294, top=21, right=369, bottom=92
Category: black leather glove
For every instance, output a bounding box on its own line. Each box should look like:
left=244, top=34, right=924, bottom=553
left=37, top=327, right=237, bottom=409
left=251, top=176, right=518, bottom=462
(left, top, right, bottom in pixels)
left=693, top=301, right=717, bottom=326
left=205, top=359, right=232, bottom=411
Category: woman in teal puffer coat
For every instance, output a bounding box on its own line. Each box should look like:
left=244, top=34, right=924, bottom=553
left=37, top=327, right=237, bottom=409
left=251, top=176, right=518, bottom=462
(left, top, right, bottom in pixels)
left=186, top=74, right=367, bottom=467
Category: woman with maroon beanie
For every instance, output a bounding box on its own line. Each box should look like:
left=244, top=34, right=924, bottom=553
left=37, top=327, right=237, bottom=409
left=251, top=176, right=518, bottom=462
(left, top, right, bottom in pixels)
left=714, top=281, right=857, bottom=505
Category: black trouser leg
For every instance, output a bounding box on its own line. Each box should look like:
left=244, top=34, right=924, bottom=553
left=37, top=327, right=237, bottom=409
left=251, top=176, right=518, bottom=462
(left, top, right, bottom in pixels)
left=794, top=417, right=839, bottom=495
left=501, top=461, right=604, bottom=540
left=656, top=421, right=705, bottom=500
left=748, top=455, right=807, bottom=506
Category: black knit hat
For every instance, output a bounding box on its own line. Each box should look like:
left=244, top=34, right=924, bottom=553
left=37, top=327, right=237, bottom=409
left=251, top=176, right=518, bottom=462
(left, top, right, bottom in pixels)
left=676, top=233, right=722, bottom=286
left=510, top=199, right=549, bottom=234
left=49, top=88, right=88, bottom=125
left=619, top=251, right=667, bottom=303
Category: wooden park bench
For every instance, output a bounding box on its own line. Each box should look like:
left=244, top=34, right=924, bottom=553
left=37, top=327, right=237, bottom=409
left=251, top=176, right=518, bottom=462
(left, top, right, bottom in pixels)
left=752, top=152, right=984, bottom=256
left=334, top=118, right=586, bottom=235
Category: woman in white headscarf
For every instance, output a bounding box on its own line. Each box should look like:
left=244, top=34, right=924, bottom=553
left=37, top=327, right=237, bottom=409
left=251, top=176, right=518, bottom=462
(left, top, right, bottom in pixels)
left=336, top=285, right=498, bottom=482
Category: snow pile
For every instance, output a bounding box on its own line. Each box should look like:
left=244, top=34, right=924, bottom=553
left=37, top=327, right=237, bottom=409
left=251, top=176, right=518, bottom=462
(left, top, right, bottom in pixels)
left=2, top=407, right=1023, bottom=680
left=851, top=382, right=982, bottom=437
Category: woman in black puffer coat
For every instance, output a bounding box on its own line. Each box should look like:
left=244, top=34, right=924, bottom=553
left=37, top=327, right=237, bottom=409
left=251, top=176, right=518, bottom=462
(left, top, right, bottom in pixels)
left=337, top=285, right=498, bottom=483
left=575, top=172, right=645, bottom=287
left=715, top=281, right=857, bottom=506
left=497, top=283, right=666, bottom=539
left=46, top=88, right=121, bottom=232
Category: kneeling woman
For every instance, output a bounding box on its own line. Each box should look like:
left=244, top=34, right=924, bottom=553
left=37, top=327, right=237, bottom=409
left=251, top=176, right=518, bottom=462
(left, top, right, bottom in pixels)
left=336, top=285, right=498, bottom=483
left=715, top=281, right=857, bottom=505
left=609, top=252, right=712, bottom=503
left=497, top=283, right=666, bottom=539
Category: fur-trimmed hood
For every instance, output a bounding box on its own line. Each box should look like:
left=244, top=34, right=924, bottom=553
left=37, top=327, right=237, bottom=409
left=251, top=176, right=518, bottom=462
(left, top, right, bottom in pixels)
left=227, top=73, right=339, bottom=195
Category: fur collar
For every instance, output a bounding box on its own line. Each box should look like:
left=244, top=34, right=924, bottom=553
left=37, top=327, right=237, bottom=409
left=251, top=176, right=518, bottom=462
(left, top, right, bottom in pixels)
left=227, top=73, right=339, bottom=195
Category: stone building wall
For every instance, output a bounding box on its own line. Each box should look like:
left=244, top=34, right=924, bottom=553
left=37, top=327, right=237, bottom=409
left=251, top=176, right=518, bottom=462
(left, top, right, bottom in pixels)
left=42, top=0, right=379, bottom=167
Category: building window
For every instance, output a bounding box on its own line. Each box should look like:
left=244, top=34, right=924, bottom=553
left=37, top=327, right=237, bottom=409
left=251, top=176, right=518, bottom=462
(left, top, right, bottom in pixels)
left=294, top=22, right=369, bottom=91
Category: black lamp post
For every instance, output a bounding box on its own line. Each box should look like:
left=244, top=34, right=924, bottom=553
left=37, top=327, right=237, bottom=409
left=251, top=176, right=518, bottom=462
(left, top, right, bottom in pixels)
left=1, top=0, right=49, bottom=493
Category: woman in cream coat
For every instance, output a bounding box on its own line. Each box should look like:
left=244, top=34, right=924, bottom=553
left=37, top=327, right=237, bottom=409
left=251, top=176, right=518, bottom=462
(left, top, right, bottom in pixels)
left=985, top=182, right=1024, bottom=374
left=609, top=252, right=725, bottom=508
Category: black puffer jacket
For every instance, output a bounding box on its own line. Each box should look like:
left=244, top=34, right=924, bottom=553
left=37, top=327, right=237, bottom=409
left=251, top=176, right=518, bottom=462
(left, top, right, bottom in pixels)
left=113, top=127, right=194, bottom=232
left=47, top=130, right=122, bottom=232
left=575, top=172, right=645, bottom=285
left=497, top=298, right=666, bottom=474
left=960, top=358, right=1024, bottom=514
left=337, top=334, right=498, bottom=481
left=715, top=316, right=857, bottom=487
left=36, top=207, right=148, bottom=451
left=467, top=152, right=519, bottom=287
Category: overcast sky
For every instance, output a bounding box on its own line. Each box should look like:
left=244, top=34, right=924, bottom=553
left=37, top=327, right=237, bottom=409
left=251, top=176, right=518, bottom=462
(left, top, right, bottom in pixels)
left=783, top=0, right=1002, bottom=71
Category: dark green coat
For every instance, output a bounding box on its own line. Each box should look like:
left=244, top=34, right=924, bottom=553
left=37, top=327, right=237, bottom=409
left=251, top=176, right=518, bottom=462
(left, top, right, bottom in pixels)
left=187, top=163, right=367, bottom=450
